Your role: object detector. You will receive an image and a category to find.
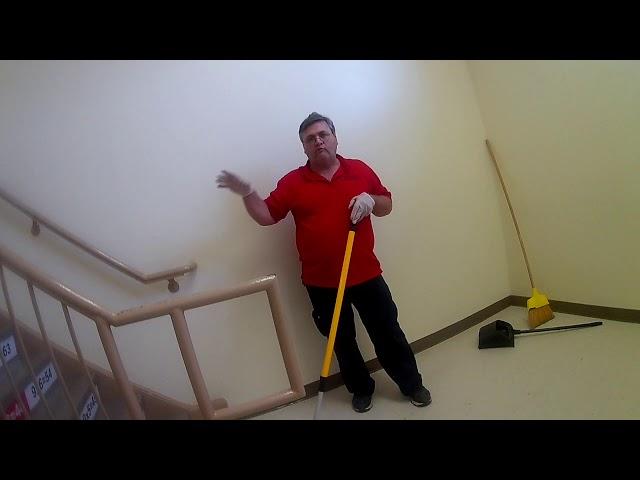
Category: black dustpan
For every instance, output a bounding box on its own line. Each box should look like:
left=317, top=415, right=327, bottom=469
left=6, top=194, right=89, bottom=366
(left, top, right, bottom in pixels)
left=478, top=319, right=602, bottom=349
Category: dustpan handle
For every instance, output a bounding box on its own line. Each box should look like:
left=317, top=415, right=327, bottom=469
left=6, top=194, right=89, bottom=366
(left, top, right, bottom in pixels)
left=514, top=321, right=602, bottom=335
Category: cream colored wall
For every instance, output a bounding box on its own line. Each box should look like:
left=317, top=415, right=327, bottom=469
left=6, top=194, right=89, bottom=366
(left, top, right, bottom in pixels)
left=0, top=61, right=510, bottom=406
left=468, top=61, right=640, bottom=309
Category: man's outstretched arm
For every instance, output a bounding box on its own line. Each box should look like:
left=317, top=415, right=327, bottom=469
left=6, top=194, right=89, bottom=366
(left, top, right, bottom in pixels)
left=216, top=170, right=275, bottom=226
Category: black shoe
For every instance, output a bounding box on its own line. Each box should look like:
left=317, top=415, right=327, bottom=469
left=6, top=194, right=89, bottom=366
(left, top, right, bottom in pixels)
left=410, top=386, right=432, bottom=407
left=352, top=394, right=372, bottom=413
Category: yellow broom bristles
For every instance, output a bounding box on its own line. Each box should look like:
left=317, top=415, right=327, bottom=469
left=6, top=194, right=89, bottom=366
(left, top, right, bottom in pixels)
left=528, top=304, right=555, bottom=328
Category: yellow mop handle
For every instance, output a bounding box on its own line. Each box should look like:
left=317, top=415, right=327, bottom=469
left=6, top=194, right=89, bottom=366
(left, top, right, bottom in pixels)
left=320, top=225, right=356, bottom=379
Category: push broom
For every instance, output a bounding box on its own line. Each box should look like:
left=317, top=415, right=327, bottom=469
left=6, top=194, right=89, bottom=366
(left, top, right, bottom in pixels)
left=485, top=139, right=555, bottom=329
left=313, top=222, right=357, bottom=420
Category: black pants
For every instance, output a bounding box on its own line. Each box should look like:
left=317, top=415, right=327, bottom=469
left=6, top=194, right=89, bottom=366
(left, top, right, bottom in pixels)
left=305, top=275, right=422, bottom=397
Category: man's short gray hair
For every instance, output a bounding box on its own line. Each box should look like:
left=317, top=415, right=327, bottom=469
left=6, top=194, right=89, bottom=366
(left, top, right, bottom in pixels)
left=298, top=112, right=336, bottom=141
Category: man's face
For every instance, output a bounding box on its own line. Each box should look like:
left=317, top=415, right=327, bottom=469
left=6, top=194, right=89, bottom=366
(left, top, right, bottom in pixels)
left=301, top=121, right=338, bottom=166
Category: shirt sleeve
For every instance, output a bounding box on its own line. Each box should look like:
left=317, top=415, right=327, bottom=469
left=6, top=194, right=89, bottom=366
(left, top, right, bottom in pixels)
left=264, top=177, right=292, bottom=223
left=362, top=161, right=392, bottom=199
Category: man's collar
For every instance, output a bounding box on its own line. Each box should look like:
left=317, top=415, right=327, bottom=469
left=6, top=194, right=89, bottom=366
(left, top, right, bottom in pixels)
left=302, top=154, right=349, bottom=182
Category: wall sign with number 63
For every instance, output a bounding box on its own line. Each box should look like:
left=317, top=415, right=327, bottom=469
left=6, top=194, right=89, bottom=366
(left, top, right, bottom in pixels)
left=1, top=335, right=18, bottom=367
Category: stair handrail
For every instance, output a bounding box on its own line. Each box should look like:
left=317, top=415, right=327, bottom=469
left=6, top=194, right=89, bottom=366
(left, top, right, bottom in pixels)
left=0, top=187, right=196, bottom=292
left=0, top=242, right=305, bottom=420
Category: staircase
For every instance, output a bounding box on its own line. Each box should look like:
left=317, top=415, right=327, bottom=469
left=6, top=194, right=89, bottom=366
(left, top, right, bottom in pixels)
left=0, top=243, right=305, bottom=420
left=0, top=312, right=192, bottom=420
left=0, top=189, right=306, bottom=420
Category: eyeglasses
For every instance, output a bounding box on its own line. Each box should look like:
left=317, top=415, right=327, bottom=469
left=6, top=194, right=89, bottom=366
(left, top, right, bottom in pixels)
left=303, top=131, right=333, bottom=145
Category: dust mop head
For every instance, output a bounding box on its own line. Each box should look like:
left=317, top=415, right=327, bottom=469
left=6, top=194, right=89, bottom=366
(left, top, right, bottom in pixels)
left=527, top=288, right=554, bottom=328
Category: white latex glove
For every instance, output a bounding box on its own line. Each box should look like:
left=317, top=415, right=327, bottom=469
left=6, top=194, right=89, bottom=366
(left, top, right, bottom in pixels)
left=348, top=192, right=375, bottom=224
left=216, top=170, right=254, bottom=197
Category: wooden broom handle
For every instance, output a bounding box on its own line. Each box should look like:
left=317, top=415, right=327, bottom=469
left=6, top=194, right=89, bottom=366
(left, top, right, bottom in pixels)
left=485, top=139, right=535, bottom=289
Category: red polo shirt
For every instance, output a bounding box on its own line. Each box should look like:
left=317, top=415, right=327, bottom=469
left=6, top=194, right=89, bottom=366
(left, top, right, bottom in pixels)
left=264, top=154, right=391, bottom=288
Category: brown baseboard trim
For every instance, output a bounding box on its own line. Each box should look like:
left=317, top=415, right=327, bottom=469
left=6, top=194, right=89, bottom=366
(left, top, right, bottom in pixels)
left=510, top=296, right=640, bottom=323
left=302, top=295, right=513, bottom=399
left=410, top=296, right=513, bottom=353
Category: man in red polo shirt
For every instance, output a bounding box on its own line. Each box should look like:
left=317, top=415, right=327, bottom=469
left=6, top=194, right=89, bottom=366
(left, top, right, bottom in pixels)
left=216, top=112, right=431, bottom=413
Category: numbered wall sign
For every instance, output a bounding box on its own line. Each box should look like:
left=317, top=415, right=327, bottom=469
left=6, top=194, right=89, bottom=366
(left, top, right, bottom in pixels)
left=22, top=361, right=58, bottom=411
left=79, top=391, right=99, bottom=420
left=4, top=400, right=27, bottom=420
left=1, top=335, right=18, bottom=367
